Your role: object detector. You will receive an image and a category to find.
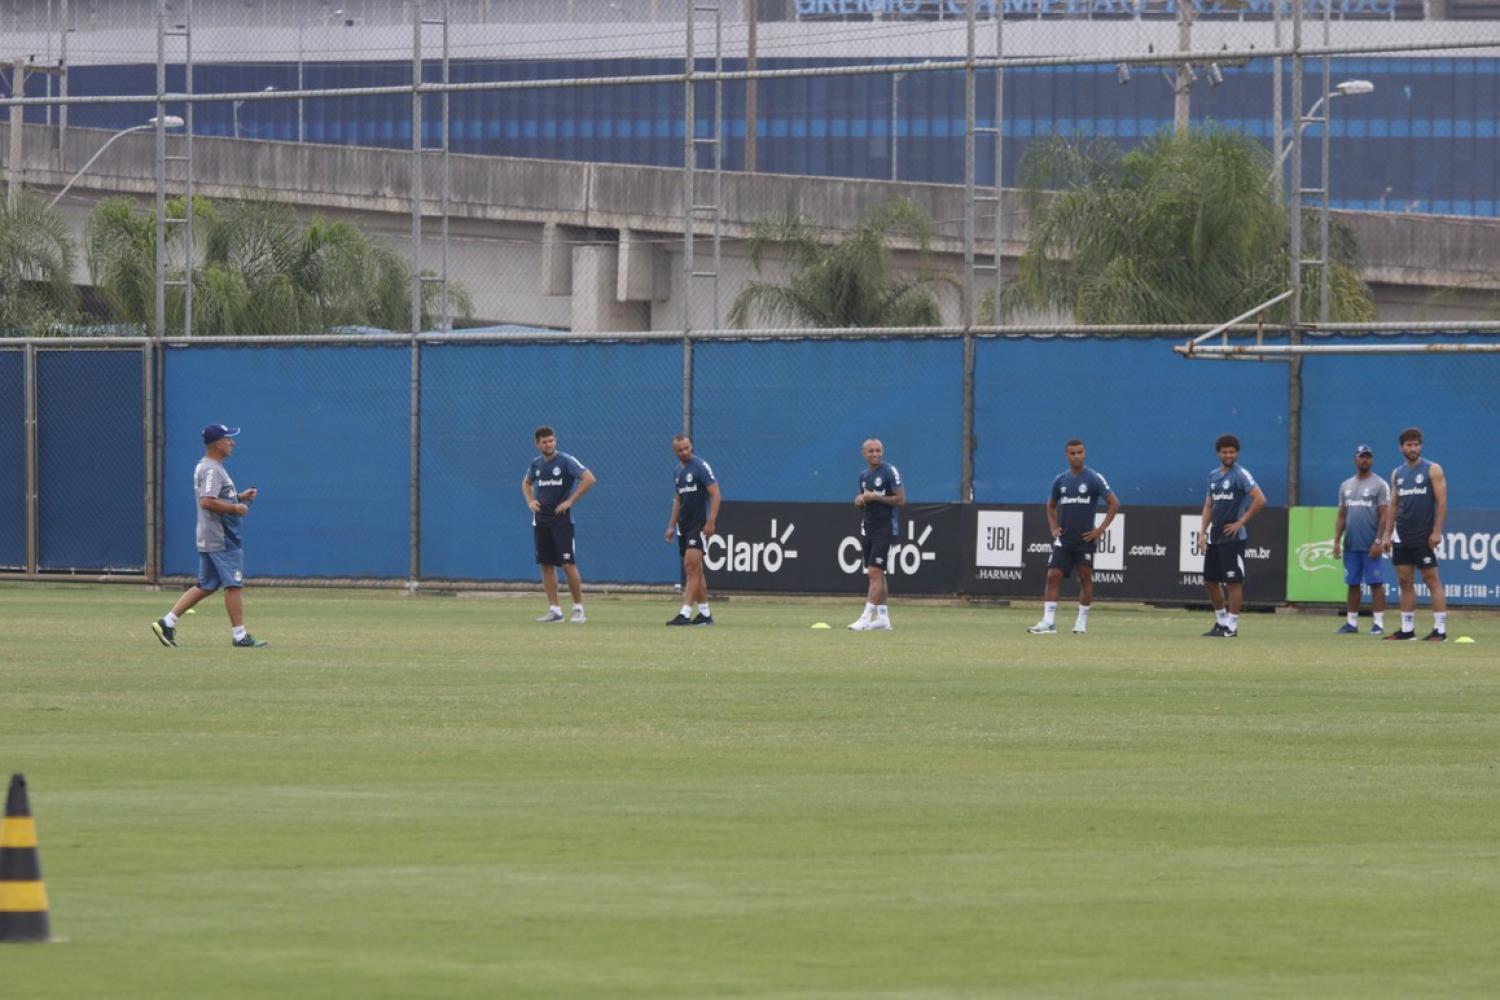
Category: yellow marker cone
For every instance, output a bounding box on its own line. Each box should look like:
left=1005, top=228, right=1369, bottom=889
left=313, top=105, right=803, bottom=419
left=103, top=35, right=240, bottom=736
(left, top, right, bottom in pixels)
left=810, top=622, right=831, bottom=629
left=0, top=774, right=51, bottom=943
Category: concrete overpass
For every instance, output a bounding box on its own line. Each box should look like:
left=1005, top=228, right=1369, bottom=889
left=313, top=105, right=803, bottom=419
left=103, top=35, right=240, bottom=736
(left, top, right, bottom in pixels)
left=6, top=122, right=1499, bottom=330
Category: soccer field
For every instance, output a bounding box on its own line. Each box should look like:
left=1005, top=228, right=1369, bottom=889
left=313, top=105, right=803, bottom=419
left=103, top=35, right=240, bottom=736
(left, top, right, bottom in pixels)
left=2, top=584, right=1498, bottom=998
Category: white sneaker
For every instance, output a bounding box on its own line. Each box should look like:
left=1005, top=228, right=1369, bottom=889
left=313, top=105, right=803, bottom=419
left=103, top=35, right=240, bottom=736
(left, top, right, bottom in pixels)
left=1072, top=624, right=1087, bottom=634
left=535, top=609, right=565, bottom=623
left=569, top=609, right=586, bottom=624
left=848, top=618, right=871, bottom=631
left=1027, top=621, right=1057, bottom=634
left=866, top=619, right=893, bottom=631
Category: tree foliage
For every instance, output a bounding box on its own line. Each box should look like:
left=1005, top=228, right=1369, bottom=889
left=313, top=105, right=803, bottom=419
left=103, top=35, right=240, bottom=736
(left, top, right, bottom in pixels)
left=999, top=129, right=1376, bottom=325
left=729, top=199, right=951, bottom=329
left=85, top=195, right=473, bottom=334
left=0, top=194, right=81, bottom=334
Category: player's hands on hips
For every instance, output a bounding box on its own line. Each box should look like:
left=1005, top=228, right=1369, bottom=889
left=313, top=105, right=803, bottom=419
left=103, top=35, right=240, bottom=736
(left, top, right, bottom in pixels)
left=1081, top=527, right=1101, bottom=543
left=528, top=499, right=542, bottom=513
left=1222, top=521, right=1241, bottom=537
left=555, top=500, right=572, bottom=515
left=703, top=521, right=716, bottom=538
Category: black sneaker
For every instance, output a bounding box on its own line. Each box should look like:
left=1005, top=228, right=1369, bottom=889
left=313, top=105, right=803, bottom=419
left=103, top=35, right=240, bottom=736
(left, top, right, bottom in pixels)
left=1202, top=624, right=1226, bottom=637
left=691, top=613, right=714, bottom=626
left=151, top=619, right=177, bottom=648
left=1221, top=629, right=1238, bottom=638
left=232, top=634, right=269, bottom=648
left=1422, top=629, right=1447, bottom=642
left=1382, top=630, right=1417, bottom=641
left=666, top=614, right=693, bottom=626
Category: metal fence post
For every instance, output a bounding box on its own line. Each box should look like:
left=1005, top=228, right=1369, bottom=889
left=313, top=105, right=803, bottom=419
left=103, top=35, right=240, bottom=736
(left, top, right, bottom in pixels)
left=143, top=341, right=158, bottom=583
left=23, top=342, right=38, bottom=576
left=1287, top=6, right=1304, bottom=508
left=409, top=340, right=421, bottom=587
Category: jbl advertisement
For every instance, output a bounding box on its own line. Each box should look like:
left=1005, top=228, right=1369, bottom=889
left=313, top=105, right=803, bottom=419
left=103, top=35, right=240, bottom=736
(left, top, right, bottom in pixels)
left=963, top=504, right=1289, bottom=605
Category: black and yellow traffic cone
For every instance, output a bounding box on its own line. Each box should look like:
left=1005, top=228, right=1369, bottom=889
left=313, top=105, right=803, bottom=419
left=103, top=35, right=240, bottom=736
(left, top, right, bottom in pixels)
left=0, top=774, right=52, bottom=943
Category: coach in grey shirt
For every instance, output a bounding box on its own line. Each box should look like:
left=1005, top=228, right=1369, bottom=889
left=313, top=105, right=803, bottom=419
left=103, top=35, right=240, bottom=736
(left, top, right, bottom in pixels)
left=1332, top=444, right=1391, bottom=635
left=151, top=424, right=269, bottom=648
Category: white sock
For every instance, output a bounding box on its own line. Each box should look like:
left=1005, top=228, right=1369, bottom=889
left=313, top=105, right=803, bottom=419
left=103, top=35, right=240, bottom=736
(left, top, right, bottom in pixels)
left=1401, top=612, right=1415, bottom=632
left=1434, top=612, right=1447, bottom=634
left=163, top=612, right=178, bottom=628
left=680, top=604, right=693, bottom=618
left=1347, top=612, right=1358, bottom=627
left=1225, top=613, right=1239, bottom=633
left=1215, top=608, right=1229, bottom=626
left=697, top=603, right=711, bottom=616
left=1076, top=606, right=1090, bottom=627
left=549, top=605, right=562, bottom=615
left=862, top=602, right=875, bottom=619
left=231, top=625, right=247, bottom=640
left=1042, top=601, right=1057, bottom=626
left=876, top=604, right=889, bottom=621
left=572, top=603, right=584, bottom=612
left=1373, top=611, right=1385, bottom=628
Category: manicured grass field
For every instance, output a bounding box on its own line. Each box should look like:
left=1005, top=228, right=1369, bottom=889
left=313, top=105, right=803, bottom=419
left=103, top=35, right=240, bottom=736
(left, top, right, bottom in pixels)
left=2, top=583, right=1499, bottom=998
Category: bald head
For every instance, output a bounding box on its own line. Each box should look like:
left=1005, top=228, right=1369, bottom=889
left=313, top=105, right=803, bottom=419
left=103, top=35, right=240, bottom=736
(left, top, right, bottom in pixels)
left=862, top=438, right=885, bottom=467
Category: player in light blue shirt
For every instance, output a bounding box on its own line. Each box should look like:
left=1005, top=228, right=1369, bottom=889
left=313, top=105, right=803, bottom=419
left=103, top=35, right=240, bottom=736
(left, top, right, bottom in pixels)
left=1332, top=444, right=1391, bottom=635
left=1196, top=434, right=1267, bottom=638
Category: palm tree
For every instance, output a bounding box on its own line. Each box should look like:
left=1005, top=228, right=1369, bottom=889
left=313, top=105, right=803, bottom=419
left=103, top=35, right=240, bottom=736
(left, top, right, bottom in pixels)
left=729, top=199, right=951, bottom=329
left=0, top=193, right=81, bottom=334
left=85, top=195, right=472, bottom=334
left=1000, top=129, right=1376, bottom=325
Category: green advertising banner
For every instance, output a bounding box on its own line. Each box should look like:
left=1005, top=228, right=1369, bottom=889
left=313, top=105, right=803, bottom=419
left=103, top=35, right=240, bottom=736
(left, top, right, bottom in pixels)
left=1287, top=506, right=1350, bottom=602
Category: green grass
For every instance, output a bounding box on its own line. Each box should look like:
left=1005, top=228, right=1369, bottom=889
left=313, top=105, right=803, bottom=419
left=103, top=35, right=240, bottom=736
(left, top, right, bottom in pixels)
left=2, top=583, right=1499, bottom=998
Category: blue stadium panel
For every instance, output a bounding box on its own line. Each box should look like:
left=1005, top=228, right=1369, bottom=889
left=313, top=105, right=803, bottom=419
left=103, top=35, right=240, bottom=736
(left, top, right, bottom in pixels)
left=162, top=345, right=411, bottom=578
left=973, top=337, right=1290, bottom=506
left=419, top=342, right=683, bottom=584
left=1299, top=335, right=1500, bottom=504
left=36, top=350, right=146, bottom=571
left=0, top=351, right=24, bottom=569
left=692, top=338, right=965, bottom=503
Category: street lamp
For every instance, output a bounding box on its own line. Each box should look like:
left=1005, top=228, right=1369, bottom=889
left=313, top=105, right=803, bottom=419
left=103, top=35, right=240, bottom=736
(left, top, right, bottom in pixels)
left=46, top=116, right=185, bottom=210
left=1273, top=79, right=1374, bottom=169
left=232, top=85, right=276, bottom=139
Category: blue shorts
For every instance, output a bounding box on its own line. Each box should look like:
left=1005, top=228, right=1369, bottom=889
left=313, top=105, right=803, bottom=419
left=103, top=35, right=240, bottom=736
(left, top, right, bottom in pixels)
left=1342, top=549, right=1386, bottom=587
left=197, top=548, right=245, bottom=591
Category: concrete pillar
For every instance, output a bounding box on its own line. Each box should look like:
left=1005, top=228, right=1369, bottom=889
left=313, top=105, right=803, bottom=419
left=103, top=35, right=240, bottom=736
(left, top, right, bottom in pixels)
left=571, top=244, right=648, bottom=332
left=617, top=227, right=666, bottom=303
left=541, top=221, right=574, bottom=296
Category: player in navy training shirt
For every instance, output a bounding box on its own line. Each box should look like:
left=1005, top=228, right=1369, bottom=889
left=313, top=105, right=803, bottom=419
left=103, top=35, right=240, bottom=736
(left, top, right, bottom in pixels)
left=664, top=434, right=721, bottom=626
left=1195, top=434, right=1267, bottom=638
left=849, top=438, right=905, bottom=632
left=521, top=426, right=597, bottom=623
left=1028, top=439, right=1119, bottom=635
left=1381, top=426, right=1450, bottom=641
